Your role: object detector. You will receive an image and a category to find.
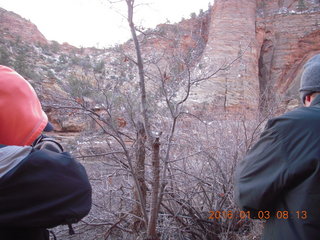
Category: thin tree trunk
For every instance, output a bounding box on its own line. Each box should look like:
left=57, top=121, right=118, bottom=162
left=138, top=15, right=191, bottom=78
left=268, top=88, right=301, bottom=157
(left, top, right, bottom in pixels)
left=125, top=2, right=161, bottom=239
left=132, top=121, right=147, bottom=232
left=147, top=137, right=161, bottom=240
left=126, top=0, right=152, bottom=142
left=125, top=0, right=151, bottom=229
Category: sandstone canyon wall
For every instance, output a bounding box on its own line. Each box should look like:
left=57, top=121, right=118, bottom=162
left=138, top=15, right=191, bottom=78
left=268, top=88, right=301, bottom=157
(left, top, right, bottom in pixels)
left=1, top=0, right=320, bottom=117
left=190, top=0, right=260, bottom=113
left=190, top=0, right=320, bottom=114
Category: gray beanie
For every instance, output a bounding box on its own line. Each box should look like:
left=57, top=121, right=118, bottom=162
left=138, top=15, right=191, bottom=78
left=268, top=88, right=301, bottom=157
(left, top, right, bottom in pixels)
left=299, top=54, right=320, bottom=103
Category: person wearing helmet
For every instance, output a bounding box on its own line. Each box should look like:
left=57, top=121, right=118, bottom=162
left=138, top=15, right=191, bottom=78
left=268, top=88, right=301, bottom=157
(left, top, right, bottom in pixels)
left=0, top=65, right=92, bottom=240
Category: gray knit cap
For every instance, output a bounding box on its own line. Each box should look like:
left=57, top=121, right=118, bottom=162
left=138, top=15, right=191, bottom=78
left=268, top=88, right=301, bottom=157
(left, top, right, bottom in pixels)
left=300, top=54, right=320, bottom=103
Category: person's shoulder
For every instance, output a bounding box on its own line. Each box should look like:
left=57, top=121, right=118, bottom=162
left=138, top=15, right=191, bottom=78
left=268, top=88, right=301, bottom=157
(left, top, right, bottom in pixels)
left=267, top=106, right=320, bottom=131
left=281, top=106, right=320, bottom=121
left=280, top=106, right=310, bottom=119
left=273, top=105, right=318, bottom=120
left=266, top=107, right=307, bottom=129
left=28, top=147, right=74, bottom=167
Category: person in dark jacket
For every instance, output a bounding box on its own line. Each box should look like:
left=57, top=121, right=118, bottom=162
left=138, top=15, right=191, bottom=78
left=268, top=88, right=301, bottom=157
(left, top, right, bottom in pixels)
left=235, top=53, right=320, bottom=240
left=0, top=65, right=92, bottom=240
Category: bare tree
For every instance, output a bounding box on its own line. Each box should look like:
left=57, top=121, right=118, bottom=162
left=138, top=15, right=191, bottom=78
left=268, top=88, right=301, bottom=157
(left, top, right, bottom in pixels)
left=48, top=1, right=280, bottom=240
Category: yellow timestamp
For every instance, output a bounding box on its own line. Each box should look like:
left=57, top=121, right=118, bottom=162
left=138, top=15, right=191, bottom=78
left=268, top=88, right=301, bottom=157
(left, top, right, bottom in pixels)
left=208, top=210, right=308, bottom=220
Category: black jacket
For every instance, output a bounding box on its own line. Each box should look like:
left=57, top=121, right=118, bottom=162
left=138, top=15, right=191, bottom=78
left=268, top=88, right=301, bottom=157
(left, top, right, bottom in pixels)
left=235, top=95, right=320, bottom=240
left=0, top=141, right=92, bottom=240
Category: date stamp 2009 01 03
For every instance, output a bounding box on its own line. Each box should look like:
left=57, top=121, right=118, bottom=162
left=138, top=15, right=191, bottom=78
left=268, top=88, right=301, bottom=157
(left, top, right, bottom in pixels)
left=208, top=210, right=308, bottom=220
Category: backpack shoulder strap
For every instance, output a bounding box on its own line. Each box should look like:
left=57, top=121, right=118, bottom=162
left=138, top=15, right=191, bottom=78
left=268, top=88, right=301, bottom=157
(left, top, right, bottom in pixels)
left=32, top=135, right=63, bottom=153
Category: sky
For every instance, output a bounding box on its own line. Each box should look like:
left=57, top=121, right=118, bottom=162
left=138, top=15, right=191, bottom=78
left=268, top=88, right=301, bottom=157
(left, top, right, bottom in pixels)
left=0, top=0, right=213, bottom=48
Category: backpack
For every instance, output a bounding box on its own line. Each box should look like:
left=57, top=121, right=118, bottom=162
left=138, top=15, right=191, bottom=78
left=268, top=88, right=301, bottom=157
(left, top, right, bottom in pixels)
left=0, top=137, right=92, bottom=233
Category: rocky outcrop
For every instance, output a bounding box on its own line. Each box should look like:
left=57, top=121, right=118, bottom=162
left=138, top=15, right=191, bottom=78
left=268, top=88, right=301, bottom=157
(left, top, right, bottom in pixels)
left=0, top=8, right=47, bottom=45
left=189, top=0, right=260, bottom=114
left=258, top=6, right=320, bottom=108
left=189, top=0, right=320, bottom=114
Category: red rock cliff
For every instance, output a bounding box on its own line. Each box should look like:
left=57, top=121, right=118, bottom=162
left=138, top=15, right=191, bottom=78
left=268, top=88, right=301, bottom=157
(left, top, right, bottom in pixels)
left=0, top=7, right=47, bottom=45
left=190, top=0, right=320, bottom=114
left=189, top=0, right=260, bottom=114
left=1, top=1, right=320, bottom=116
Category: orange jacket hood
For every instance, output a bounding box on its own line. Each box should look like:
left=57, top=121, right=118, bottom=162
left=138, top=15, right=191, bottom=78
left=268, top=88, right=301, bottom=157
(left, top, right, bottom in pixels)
left=0, top=65, right=48, bottom=146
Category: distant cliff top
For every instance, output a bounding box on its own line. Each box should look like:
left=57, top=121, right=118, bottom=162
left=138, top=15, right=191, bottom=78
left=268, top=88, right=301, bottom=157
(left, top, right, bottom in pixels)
left=0, top=7, right=48, bottom=45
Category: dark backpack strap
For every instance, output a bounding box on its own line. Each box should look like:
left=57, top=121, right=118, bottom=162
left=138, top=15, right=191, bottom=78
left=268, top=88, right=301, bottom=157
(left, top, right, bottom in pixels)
left=67, top=222, right=75, bottom=235
left=32, top=135, right=63, bottom=153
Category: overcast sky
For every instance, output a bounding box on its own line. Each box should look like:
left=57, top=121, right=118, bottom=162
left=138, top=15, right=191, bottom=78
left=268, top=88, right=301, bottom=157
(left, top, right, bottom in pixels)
left=0, top=0, right=213, bottom=48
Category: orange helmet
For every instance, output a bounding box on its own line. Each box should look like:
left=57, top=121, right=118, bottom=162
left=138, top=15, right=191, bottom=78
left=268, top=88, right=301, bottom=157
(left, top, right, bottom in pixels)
left=0, top=65, right=48, bottom=146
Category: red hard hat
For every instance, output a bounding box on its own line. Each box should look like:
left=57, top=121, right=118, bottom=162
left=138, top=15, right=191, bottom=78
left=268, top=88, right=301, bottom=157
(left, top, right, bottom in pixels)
left=0, top=65, right=48, bottom=146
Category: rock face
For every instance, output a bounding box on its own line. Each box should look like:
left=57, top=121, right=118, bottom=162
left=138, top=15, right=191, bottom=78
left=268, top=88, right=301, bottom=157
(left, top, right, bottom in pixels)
left=189, top=0, right=260, bottom=114
left=190, top=0, right=320, bottom=114
left=1, top=1, right=320, bottom=117
left=257, top=1, right=320, bottom=108
left=0, top=8, right=47, bottom=45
